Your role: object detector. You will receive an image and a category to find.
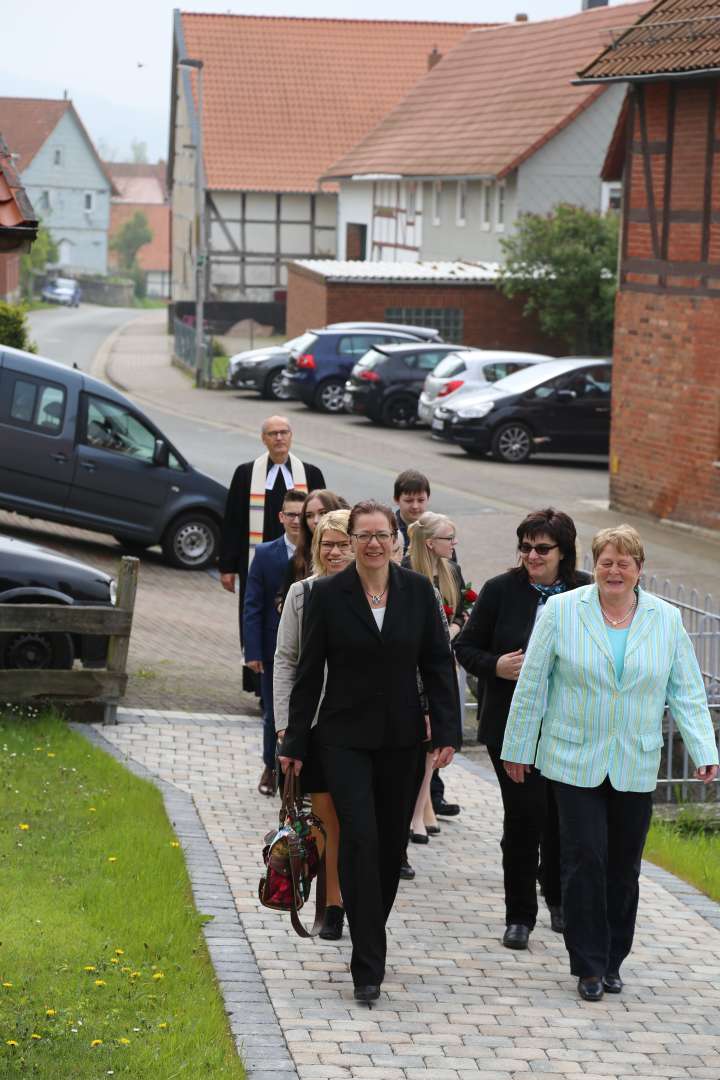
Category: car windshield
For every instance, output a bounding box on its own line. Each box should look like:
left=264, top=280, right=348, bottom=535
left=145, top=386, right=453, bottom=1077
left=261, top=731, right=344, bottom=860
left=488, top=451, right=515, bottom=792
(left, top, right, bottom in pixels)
left=434, top=355, right=468, bottom=378
left=55, top=278, right=76, bottom=289
left=355, top=349, right=385, bottom=368
left=490, top=363, right=593, bottom=395
left=284, top=332, right=315, bottom=352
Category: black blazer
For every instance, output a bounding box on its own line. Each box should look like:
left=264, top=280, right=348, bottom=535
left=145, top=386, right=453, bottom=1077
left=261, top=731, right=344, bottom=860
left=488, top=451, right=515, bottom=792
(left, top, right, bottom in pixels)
left=218, top=458, right=325, bottom=577
left=453, top=568, right=592, bottom=750
left=282, top=561, right=460, bottom=760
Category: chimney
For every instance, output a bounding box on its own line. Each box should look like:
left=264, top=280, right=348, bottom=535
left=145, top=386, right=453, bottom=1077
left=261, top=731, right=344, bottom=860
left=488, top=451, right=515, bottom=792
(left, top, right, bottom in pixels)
left=428, top=47, right=442, bottom=70
left=582, top=0, right=609, bottom=9
left=63, top=89, right=69, bottom=100
left=515, top=13, right=529, bottom=22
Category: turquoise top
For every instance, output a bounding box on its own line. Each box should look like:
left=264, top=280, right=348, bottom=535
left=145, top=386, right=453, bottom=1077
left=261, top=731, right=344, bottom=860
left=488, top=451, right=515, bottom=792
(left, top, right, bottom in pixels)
left=605, top=626, right=630, bottom=680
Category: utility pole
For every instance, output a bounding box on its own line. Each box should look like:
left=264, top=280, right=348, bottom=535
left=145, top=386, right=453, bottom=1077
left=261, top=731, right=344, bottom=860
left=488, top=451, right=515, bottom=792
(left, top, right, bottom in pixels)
left=178, top=57, right=206, bottom=387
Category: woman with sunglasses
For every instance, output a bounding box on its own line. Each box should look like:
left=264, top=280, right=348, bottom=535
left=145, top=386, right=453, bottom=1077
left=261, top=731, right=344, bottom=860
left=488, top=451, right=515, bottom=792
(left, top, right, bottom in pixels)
left=454, top=508, right=591, bottom=951
left=279, top=500, right=459, bottom=1005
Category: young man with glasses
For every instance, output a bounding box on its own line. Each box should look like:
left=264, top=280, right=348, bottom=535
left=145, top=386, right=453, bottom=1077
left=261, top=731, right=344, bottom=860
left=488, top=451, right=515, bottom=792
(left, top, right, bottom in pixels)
left=243, top=488, right=307, bottom=795
left=218, top=415, right=325, bottom=697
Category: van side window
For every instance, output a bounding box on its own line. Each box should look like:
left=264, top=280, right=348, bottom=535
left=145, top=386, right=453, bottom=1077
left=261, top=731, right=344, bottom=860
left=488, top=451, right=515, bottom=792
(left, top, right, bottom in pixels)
left=9, top=377, right=66, bottom=433
left=84, top=395, right=156, bottom=463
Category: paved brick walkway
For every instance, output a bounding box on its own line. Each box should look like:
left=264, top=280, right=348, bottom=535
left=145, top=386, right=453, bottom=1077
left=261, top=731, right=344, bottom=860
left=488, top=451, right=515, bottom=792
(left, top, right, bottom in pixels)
left=97, top=709, right=720, bottom=1080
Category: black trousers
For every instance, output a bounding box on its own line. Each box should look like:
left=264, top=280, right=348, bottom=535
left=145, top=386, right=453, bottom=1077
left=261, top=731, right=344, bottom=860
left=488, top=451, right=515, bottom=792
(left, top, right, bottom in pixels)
left=552, top=777, right=652, bottom=978
left=488, top=746, right=562, bottom=928
left=320, top=742, right=424, bottom=986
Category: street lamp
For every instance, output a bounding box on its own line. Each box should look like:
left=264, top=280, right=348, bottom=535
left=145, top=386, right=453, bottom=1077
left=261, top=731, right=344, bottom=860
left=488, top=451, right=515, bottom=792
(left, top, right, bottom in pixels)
left=177, top=57, right=208, bottom=387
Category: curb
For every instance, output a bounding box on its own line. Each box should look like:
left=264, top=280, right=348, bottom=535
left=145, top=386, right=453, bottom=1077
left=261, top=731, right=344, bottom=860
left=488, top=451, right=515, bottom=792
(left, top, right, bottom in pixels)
left=73, top=720, right=299, bottom=1080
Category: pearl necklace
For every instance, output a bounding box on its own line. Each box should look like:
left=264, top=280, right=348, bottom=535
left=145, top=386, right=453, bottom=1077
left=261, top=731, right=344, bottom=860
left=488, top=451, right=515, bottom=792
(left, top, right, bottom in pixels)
left=600, top=597, right=637, bottom=626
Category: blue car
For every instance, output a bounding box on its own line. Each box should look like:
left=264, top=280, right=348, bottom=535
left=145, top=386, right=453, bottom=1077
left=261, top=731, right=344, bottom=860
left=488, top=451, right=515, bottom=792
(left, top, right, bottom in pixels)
left=41, top=277, right=81, bottom=307
left=279, top=323, right=442, bottom=413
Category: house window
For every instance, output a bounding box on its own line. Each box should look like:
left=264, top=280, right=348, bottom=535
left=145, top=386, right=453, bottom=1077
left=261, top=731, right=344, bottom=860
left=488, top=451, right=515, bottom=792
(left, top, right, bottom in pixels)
left=53, top=147, right=63, bottom=166
left=84, top=191, right=94, bottom=213
left=601, top=181, right=623, bottom=215
left=496, top=182, right=506, bottom=232
left=385, top=307, right=464, bottom=344
left=39, top=190, right=52, bottom=211
left=481, top=182, right=492, bottom=231
left=456, top=181, right=467, bottom=227
left=406, top=183, right=417, bottom=225
left=432, top=181, right=442, bottom=226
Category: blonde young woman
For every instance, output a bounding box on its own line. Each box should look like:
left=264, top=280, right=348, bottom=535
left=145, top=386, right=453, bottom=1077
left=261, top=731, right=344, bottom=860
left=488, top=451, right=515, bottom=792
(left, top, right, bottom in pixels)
left=274, top=508, right=353, bottom=941
left=405, top=511, right=466, bottom=841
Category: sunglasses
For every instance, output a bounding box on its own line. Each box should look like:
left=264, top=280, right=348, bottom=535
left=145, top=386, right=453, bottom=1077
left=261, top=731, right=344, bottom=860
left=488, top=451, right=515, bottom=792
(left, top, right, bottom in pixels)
left=518, top=543, right=558, bottom=556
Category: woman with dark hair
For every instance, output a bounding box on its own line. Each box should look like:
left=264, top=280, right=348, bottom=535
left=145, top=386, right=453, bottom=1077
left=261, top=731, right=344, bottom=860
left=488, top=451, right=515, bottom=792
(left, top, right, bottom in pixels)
left=454, top=508, right=591, bottom=951
left=279, top=499, right=459, bottom=1005
left=280, top=489, right=349, bottom=603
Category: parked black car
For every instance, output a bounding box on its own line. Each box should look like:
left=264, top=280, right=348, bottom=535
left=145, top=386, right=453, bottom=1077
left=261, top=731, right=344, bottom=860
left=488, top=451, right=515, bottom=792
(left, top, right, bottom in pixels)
left=280, top=323, right=443, bottom=413
left=0, top=533, right=115, bottom=669
left=430, top=358, right=612, bottom=463
left=0, top=346, right=228, bottom=569
left=343, top=343, right=472, bottom=427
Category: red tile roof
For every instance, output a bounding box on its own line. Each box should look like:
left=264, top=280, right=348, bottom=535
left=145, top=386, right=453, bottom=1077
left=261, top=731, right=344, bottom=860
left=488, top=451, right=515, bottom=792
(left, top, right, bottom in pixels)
left=109, top=202, right=170, bottom=272
left=578, top=0, right=720, bottom=81
left=0, top=97, right=117, bottom=192
left=177, top=14, right=486, bottom=193
left=324, top=1, right=652, bottom=183
left=0, top=134, right=38, bottom=251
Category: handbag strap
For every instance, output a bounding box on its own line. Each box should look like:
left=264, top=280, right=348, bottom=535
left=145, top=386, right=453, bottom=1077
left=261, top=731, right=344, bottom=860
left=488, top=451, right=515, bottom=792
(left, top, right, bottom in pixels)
left=283, top=770, right=327, bottom=939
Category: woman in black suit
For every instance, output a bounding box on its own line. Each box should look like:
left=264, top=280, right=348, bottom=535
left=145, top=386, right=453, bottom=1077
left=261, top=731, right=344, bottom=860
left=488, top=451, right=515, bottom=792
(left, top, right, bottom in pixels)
left=279, top=499, right=459, bottom=1005
left=454, top=508, right=591, bottom=951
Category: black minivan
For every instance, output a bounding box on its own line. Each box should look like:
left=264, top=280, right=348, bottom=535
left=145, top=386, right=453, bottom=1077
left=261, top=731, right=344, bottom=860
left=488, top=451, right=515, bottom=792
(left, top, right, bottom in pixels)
left=0, top=347, right=228, bottom=569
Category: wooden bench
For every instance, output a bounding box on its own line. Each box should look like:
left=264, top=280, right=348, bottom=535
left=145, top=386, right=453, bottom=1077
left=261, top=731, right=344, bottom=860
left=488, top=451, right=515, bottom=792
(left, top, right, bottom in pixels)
left=0, top=555, right=138, bottom=724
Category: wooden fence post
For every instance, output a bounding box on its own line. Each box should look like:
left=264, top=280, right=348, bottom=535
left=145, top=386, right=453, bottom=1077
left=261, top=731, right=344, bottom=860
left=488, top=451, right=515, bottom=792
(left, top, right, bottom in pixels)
left=104, top=556, right=139, bottom=724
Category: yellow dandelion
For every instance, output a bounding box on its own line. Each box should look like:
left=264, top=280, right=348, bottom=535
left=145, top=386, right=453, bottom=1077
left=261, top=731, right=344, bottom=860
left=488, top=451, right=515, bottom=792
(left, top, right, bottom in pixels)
left=90, top=1039, right=102, bottom=1047
left=110, top=957, right=119, bottom=965
left=107, top=856, right=117, bottom=863
left=46, top=1009, right=56, bottom=1017
left=129, top=971, right=141, bottom=979
left=170, top=841, right=180, bottom=848
left=47, top=752, right=55, bottom=758
left=120, top=966, right=131, bottom=974
left=152, top=972, right=164, bottom=981
left=18, top=823, right=30, bottom=831
left=114, top=948, right=124, bottom=956
left=158, top=1022, right=168, bottom=1029
left=94, top=979, right=106, bottom=988
left=88, top=807, right=97, bottom=813
left=118, top=1037, right=130, bottom=1045
left=31, top=1033, right=41, bottom=1040
left=83, top=966, right=96, bottom=973
left=34, top=747, right=43, bottom=751
left=2, top=982, right=12, bottom=988
left=6, top=1039, right=18, bottom=1047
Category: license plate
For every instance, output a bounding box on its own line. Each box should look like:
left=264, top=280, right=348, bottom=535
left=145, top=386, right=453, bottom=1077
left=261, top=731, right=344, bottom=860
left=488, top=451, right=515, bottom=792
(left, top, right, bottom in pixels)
left=431, top=417, right=444, bottom=431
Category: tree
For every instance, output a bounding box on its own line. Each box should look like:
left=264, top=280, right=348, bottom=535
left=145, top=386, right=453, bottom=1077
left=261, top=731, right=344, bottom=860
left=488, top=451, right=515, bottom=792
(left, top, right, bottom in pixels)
left=130, top=139, right=148, bottom=164
left=498, top=204, right=620, bottom=355
left=20, top=223, right=59, bottom=297
left=110, top=211, right=152, bottom=271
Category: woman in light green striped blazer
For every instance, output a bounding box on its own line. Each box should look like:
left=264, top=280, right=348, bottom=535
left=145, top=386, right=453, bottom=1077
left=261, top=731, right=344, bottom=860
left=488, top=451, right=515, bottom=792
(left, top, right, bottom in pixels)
left=501, top=524, right=718, bottom=1003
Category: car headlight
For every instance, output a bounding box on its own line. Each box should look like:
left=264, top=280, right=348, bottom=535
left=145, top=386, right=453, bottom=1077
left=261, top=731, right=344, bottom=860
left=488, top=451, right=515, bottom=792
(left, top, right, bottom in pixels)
left=109, top=578, right=117, bottom=605
left=455, top=402, right=495, bottom=419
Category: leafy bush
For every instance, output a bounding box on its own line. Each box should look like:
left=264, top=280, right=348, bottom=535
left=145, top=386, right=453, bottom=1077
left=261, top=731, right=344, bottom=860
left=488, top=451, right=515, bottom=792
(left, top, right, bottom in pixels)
left=0, top=302, right=36, bottom=352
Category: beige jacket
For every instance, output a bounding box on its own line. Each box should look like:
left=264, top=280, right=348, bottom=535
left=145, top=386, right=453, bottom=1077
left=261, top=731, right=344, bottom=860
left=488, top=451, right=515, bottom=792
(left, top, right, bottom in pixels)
left=273, top=577, right=325, bottom=732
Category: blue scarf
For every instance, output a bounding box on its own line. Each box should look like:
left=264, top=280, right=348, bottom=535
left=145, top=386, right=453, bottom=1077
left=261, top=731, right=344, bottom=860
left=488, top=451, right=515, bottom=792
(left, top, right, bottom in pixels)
left=530, top=580, right=567, bottom=605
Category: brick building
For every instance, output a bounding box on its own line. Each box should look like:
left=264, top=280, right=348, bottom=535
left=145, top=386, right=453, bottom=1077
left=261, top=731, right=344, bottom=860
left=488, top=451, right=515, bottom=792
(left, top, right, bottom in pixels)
left=286, top=260, right=562, bottom=353
left=0, top=134, right=38, bottom=301
left=579, top=0, right=720, bottom=532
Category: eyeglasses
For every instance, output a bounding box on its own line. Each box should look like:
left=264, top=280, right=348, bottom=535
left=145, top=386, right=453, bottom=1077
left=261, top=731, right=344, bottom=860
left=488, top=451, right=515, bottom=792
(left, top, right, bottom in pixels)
left=319, top=540, right=352, bottom=552
left=351, top=531, right=396, bottom=545
left=266, top=429, right=290, bottom=438
left=281, top=510, right=302, bottom=520
left=518, top=543, right=558, bottom=556
left=435, top=535, right=456, bottom=544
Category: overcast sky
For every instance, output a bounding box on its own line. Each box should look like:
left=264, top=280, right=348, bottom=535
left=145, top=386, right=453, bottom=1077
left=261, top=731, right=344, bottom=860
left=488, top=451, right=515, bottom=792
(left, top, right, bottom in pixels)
left=2, top=0, right=642, bottom=163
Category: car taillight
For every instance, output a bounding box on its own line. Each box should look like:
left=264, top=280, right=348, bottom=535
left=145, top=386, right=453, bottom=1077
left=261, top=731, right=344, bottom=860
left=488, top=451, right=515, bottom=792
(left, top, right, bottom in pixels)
left=297, top=353, right=316, bottom=370
left=359, top=370, right=381, bottom=382
left=437, top=379, right=464, bottom=398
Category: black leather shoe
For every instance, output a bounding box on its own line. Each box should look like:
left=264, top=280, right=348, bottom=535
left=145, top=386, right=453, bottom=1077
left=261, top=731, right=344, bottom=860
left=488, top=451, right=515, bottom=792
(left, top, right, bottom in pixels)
left=603, top=971, right=623, bottom=994
left=409, top=830, right=429, bottom=844
left=548, top=905, right=564, bottom=933
left=433, top=799, right=460, bottom=816
left=578, top=976, right=604, bottom=1002
left=319, top=905, right=344, bottom=941
left=502, top=924, right=530, bottom=950
left=426, top=824, right=441, bottom=836
left=399, top=859, right=415, bottom=880
left=354, top=984, right=381, bottom=1004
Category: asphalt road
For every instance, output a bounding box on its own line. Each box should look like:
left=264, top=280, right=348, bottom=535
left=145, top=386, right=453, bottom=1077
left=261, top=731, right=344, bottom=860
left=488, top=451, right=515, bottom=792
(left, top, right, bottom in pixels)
left=27, top=303, right=137, bottom=372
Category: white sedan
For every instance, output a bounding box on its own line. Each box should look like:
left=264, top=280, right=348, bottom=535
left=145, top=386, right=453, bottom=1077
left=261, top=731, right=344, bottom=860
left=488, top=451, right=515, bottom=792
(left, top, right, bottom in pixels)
left=417, top=349, right=554, bottom=426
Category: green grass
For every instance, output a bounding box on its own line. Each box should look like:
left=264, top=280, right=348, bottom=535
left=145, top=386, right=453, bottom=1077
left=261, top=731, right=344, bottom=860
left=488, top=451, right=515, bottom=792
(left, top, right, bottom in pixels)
left=645, top=810, right=720, bottom=903
left=0, top=710, right=244, bottom=1078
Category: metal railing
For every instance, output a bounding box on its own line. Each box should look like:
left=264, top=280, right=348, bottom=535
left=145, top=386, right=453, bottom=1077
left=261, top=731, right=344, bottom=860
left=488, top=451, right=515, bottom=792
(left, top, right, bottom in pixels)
left=173, top=316, right=212, bottom=375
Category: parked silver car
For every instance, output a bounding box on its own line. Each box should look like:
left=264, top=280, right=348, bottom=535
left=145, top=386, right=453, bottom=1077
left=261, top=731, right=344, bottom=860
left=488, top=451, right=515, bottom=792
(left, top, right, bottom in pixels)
left=417, top=350, right=553, bottom=425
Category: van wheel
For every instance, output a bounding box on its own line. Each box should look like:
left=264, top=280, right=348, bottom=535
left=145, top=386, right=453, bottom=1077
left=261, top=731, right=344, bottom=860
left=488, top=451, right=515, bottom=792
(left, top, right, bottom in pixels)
left=381, top=394, right=417, bottom=428
left=162, top=513, right=220, bottom=570
left=314, top=379, right=346, bottom=413
left=0, top=630, right=75, bottom=670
